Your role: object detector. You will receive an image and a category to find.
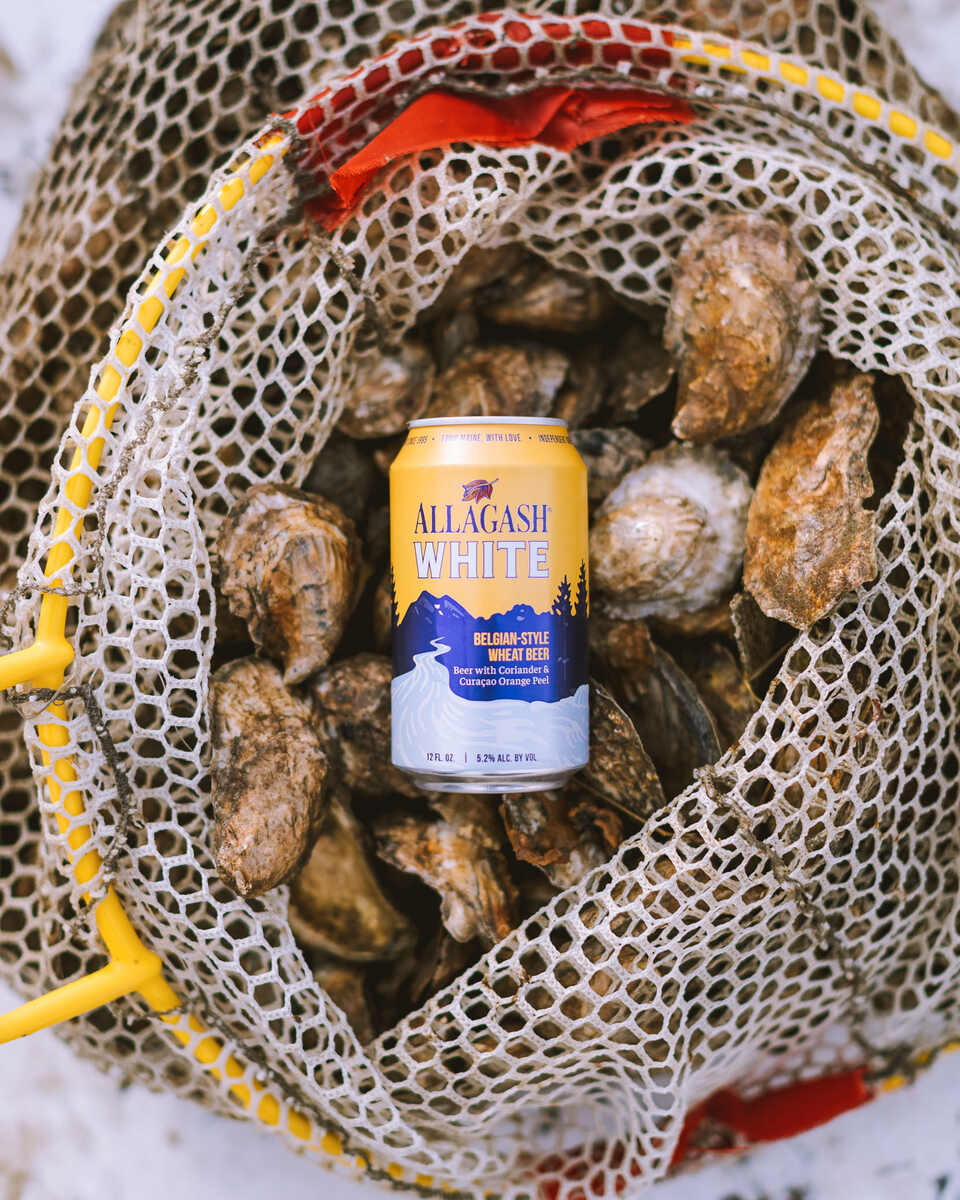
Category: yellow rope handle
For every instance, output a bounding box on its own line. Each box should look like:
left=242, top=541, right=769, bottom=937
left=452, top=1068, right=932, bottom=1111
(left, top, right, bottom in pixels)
left=1, top=18, right=957, bottom=1177
left=0, top=135, right=400, bottom=1178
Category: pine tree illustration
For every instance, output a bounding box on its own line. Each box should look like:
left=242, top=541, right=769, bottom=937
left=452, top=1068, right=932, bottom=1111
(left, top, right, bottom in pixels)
left=552, top=574, right=572, bottom=617
left=390, top=565, right=399, bottom=628
left=574, top=560, right=588, bottom=618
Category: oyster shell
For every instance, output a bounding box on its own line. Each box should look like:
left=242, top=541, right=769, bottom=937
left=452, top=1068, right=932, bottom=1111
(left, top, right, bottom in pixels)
left=552, top=350, right=606, bottom=429
left=371, top=571, right=394, bottom=654
left=730, top=589, right=790, bottom=682
left=430, top=306, right=480, bottom=371
left=311, top=654, right=419, bottom=798
left=409, top=928, right=481, bottom=1007
left=302, top=433, right=378, bottom=526
left=210, top=657, right=329, bottom=898
left=743, top=372, right=879, bottom=629
left=424, top=343, right=570, bottom=422
left=590, top=615, right=655, bottom=676
left=337, top=337, right=435, bottom=438
left=590, top=444, right=752, bottom=620
left=216, top=483, right=361, bottom=685
left=313, top=960, right=375, bottom=1044
left=674, top=640, right=760, bottom=750
left=648, top=599, right=735, bottom=639
left=579, top=682, right=665, bottom=822
left=289, top=790, right=414, bottom=961
left=373, top=812, right=518, bottom=946
left=500, top=790, right=622, bottom=890
left=616, top=646, right=721, bottom=799
left=570, top=428, right=652, bottom=512
left=604, top=328, right=675, bottom=421
left=664, top=213, right=820, bottom=441
left=477, top=258, right=617, bottom=334
left=430, top=244, right=529, bottom=314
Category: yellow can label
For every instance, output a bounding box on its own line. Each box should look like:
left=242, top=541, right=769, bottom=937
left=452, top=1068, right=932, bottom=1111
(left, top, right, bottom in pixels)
left=389, top=419, right=588, bottom=779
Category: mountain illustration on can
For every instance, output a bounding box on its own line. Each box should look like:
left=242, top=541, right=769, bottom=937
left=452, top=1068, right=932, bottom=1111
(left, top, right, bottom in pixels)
left=389, top=416, right=589, bottom=794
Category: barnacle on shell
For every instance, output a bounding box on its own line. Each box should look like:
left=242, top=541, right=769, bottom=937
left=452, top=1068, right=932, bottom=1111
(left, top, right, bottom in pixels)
left=210, top=656, right=329, bottom=898
left=289, top=790, right=414, bottom=961
left=743, top=372, right=879, bottom=629
left=589, top=443, right=752, bottom=621
left=337, top=337, right=435, bottom=438
left=664, top=213, right=820, bottom=442
left=373, top=812, right=518, bottom=946
left=216, top=482, right=361, bottom=685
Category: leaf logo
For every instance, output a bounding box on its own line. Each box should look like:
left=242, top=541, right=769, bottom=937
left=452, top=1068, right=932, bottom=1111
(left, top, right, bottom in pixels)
left=461, top=478, right=498, bottom=503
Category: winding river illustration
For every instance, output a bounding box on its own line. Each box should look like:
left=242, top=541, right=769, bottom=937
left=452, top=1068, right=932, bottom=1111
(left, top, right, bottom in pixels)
left=392, top=639, right=589, bottom=774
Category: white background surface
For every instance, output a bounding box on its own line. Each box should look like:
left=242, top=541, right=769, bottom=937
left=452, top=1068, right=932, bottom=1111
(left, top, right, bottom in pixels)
left=3, top=2, right=960, bottom=1198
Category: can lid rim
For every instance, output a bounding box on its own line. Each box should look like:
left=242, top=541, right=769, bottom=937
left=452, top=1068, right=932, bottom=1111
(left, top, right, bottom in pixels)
left=408, top=416, right=569, bottom=428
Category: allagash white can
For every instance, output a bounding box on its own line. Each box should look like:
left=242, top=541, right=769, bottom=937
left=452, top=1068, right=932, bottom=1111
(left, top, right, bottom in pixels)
left=389, top=416, right=589, bottom=793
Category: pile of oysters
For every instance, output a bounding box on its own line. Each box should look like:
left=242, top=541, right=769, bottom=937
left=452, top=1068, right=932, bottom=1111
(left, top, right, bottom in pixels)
left=208, top=213, right=908, bottom=1042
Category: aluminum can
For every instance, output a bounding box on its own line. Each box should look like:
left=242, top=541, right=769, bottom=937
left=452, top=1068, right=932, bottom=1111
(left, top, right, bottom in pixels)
left=389, top=416, right=589, bottom=793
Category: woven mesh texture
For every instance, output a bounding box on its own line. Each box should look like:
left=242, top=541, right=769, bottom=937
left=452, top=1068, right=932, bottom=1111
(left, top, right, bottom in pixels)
left=3, top=1, right=960, bottom=1195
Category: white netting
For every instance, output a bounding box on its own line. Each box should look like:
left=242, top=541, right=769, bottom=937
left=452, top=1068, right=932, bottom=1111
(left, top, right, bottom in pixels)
left=3, top=1, right=960, bottom=1195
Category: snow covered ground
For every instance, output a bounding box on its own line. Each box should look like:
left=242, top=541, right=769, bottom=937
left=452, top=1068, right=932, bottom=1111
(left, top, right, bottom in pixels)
left=3, top=2, right=960, bottom=1198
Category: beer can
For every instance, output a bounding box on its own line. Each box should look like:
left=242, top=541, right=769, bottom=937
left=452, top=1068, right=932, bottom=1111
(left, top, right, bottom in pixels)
left=389, top=416, right=589, bottom=793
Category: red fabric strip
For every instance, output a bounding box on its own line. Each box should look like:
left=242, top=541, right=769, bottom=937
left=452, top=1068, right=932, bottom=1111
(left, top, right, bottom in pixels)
left=307, top=85, right=693, bottom=227
left=670, top=1068, right=871, bottom=1167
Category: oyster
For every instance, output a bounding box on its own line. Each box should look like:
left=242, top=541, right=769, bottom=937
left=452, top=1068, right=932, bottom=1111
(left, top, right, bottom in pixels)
left=302, top=433, right=378, bottom=526
left=664, top=213, right=820, bottom=441
left=730, top=589, right=789, bottom=682
left=372, top=436, right=405, bottom=476
left=571, top=428, right=652, bottom=512
left=337, top=337, right=435, bottom=438
left=289, top=790, right=414, bottom=961
left=743, top=373, right=879, bottom=629
left=616, top=646, right=721, bottom=799
left=590, top=444, right=752, bottom=620
left=371, top=571, right=394, bottom=653
left=313, top=960, right=376, bottom=1044
left=430, top=306, right=480, bottom=371
left=430, top=243, right=529, bottom=314
left=500, top=790, right=622, bottom=890
left=674, top=640, right=760, bottom=750
left=580, top=683, right=665, bottom=822
left=477, top=258, right=616, bottom=334
left=552, top=350, right=606, bottom=429
left=604, top=328, right=675, bottom=421
left=311, top=654, right=418, bottom=798
left=590, top=614, right=655, bottom=677
left=424, top=344, right=570, bottom=422
left=373, top=812, right=518, bottom=946
left=409, top=928, right=481, bottom=1007
left=649, top=599, right=735, bottom=640
left=210, top=657, right=329, bottom=898
left=216, top=483, right=361, bottom=685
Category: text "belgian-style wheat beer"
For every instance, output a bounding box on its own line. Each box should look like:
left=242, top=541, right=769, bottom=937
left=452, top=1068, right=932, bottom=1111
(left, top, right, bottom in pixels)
left=389, top=416, right=589, bottom=793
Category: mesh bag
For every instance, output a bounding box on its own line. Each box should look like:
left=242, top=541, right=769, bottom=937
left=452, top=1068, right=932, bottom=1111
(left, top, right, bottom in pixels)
left=5, top=0, right=960, bottom=1194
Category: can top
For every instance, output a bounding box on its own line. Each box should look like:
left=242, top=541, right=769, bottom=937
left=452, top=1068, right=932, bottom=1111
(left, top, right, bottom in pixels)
left=408, top=416, right=569, bottom=428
